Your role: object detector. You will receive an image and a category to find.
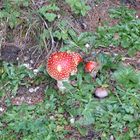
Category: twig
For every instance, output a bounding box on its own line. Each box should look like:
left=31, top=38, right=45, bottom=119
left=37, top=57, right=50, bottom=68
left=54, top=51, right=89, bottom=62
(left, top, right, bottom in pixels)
left=114, top=92, right=123, bottom=105
left=43, top=21, right=55, bottom=48
left=0, top=82, right=10, bottom=90
left=24, top=20, right=38, bottom=46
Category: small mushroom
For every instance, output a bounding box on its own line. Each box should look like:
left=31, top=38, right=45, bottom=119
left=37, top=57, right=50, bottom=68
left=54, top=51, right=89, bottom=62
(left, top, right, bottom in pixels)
left=47, top=52, right=76, bottom=91
left=94, top=87, right=108, bottom=99
left=85, top=61, right=99, bottom=78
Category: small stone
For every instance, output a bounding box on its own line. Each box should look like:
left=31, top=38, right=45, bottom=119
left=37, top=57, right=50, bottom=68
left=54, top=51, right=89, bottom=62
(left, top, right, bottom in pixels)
left=0, top=107, right=4, bottom=112
left=50, top=116, right=55, bottom=120
left=94, top=87, right=108, bottom=99
left=23, top=63, right=32, bottom=69
left=70, top=117, right=75, bottom=124
left=34, top=87, right=39, bottom=92
left=24, top=56, right=29, bottom=61
left=110, top=135, right=115, bottom=140
left=136, top=15, right=139, bottom=19
left=29, top=88, right=34, bottom=93
left=57, top=14, right=61, bottom=19
left=33, top=69, right=39, bottom=75
left=85, top=43, right=90, bottom=48
left=30, top=60, right=34, bottom=64
left=81, top=23, right=87, bottom=29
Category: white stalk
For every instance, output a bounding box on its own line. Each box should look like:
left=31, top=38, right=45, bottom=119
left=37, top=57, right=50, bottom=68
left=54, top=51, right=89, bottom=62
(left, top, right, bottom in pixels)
left=71, top=68, right=77, bottom=75
left=57, top=79, right=69, bottom=92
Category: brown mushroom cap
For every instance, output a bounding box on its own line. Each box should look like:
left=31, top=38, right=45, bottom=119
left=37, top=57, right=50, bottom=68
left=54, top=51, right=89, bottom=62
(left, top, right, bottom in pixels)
left=94, top=87, right=108, bottom=98
left=47, top=52, right=76, bottom=81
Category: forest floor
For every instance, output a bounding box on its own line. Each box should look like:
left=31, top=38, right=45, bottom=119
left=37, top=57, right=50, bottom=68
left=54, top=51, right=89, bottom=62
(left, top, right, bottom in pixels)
left=0, top=0, right=140, bottom=139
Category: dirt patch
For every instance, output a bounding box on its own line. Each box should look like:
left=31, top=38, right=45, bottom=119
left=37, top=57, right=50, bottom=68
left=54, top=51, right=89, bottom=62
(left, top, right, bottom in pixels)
left=64, top=126, right=101, bottom=140
left=135, top=4, right=140, bottom=18
left=123, top=52, right=140, bottom=70
left=11, top=85, right=45, bottom=106
left=59, top=0, right=120, bottom=33
left=1, top=45, right=20, bottom=63
left=59, top=0, right=140, bottom=34
left=84, top=0, right=120, bottom=31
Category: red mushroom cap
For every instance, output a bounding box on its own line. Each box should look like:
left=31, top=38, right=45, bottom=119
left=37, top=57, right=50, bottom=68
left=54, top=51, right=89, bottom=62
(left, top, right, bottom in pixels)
left=85, top=61, right=98, bottom=73
left=47, top=52, right=76, bottom=81
left=70, top=52, right=83, bottom=66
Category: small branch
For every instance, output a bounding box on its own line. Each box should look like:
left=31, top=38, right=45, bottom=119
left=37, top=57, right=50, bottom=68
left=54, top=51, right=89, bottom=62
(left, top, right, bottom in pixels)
left=43, top=21, right=55, bottom=48
left=114, top=92, right=123, bottom=105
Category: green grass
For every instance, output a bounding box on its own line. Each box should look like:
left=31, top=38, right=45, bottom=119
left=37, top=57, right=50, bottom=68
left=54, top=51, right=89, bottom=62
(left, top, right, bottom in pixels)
left=0, top=0, right=140, bottom=139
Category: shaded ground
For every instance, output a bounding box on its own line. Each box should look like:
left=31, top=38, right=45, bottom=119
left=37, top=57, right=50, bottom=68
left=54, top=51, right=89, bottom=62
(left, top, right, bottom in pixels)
left=11, top=85, right=45, bottom=106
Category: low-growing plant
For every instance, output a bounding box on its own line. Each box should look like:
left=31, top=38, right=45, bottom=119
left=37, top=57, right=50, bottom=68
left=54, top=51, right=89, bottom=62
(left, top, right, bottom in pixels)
left=61, top=29, right=96, bottom=52
left=65, top=0, right=91, bottom=16
left=52, top=63, right=140, bottom=139
left=113, top=65, right=140, bottom=89
left=109, top=6, right=136, bottom=22
left=38, top=4, right=60, bottom=22
left=95, top=6, right=140, bottom=55
left=0, top=1, right=21, bottom=28
left=1, top=1, right=140, bottom=140
left=0, top=62, right=35, bottom=96
left=1, top=55, right=140, bottom=139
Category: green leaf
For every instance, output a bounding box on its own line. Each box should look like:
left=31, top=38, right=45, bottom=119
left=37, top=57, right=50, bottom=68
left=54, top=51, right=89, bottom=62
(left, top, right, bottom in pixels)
left=113, top=65, right=140, bottom=88
left=77, top=127, right=88, bottom=136
left=44, top=13, right=57, bottom=22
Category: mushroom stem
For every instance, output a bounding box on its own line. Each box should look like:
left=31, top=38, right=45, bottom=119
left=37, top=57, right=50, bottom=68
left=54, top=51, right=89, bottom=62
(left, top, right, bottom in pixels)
left=90, top=70, right=98, bottom=78
left=71, top=68, right=77, bottom=75
left=57, top=79, right=70, bottom=92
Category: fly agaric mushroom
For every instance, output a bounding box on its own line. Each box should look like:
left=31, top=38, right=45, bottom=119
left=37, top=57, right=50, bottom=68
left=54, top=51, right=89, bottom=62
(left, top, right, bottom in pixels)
left=69, top=52, right=83, bottom=75
left=85, top=61, right=99, bottom=78
left=47, top=52, right=76, bottom=91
